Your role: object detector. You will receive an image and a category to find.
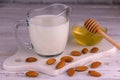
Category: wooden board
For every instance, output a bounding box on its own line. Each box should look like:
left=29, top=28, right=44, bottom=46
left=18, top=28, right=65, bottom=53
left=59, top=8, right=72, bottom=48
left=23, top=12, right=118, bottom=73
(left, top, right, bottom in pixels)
left=3, top=39, right=116, bottom=76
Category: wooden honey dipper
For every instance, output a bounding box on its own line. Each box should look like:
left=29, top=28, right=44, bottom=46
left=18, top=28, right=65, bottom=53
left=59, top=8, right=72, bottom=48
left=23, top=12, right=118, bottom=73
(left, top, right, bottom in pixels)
left=84, top=18, right=120, bottom=49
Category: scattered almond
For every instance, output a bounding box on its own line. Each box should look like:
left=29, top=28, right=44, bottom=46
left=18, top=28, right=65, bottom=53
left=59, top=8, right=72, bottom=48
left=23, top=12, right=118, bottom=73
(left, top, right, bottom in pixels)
left=88, top=70, right=101, bottom=77
left=61, top=56, right=73, bottom=62
left=46, top=58, right=56, bottom=65
left=67, top=68, right=75, bottom=76
left=26, top=71, right=39, bottom=77
left=76, top=66, right=88, bottom=72
left=82, top=48, right=89, bottom=54
left=90, top=61, right=102, bottom=68
left=71, top=50, right=81, bottom=56
left=56, top=60, right=66, bottom=69
left=90, top=47, right=99, bottom=53
left=26, top=57, right=37, bottom=62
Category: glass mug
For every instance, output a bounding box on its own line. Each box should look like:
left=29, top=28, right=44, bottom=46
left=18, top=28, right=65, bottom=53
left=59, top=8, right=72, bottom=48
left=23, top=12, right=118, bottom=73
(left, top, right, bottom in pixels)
left=15, top=4, right=70, bottom=57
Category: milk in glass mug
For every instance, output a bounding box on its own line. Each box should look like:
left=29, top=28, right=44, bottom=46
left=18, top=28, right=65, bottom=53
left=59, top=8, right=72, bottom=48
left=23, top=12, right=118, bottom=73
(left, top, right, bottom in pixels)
left=15, top=4, right=70, bottom=57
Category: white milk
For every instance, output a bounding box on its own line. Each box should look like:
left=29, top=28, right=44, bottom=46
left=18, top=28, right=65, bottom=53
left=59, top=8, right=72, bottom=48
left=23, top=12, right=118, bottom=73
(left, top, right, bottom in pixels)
left=29, top=15, right=69, bottom=56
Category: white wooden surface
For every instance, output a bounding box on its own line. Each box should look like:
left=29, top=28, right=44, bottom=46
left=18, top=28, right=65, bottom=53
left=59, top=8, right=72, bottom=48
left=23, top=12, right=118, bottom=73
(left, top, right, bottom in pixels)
left=0, top=3, right=120, bottom=80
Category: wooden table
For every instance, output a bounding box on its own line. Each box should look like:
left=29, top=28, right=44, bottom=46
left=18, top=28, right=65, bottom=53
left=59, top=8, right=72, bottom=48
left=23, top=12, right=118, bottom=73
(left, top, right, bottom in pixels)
left=0, top=3, right=120, bottom=80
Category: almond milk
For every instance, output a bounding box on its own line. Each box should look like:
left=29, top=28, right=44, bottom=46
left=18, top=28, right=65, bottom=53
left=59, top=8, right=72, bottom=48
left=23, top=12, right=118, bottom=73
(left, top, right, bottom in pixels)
left=29, top=15, right=69, bottom=56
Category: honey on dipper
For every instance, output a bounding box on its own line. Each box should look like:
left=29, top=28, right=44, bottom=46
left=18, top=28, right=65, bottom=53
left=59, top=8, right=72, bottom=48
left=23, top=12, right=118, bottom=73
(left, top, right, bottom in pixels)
left=84, top=18, right=120, bottom=49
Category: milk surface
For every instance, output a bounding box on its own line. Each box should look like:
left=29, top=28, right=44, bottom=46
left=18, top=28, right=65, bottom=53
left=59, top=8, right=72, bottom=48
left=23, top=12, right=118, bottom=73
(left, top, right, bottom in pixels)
left=29, top=15, right=69, bottom=56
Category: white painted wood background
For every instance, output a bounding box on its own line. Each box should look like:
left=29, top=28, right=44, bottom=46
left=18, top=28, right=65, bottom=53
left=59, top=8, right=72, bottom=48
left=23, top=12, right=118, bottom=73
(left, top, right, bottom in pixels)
left=1, top=0, right=118, bottom=4
left=0, top=3, right=120, bottom=80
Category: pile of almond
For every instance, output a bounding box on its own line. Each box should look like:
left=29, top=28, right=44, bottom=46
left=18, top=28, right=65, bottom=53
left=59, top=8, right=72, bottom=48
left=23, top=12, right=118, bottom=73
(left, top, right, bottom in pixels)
left=25, top=47, right=102, bottom=77
left=66, top=61, right=102, bottom=77
left=71, top=47, right=99, bottom=56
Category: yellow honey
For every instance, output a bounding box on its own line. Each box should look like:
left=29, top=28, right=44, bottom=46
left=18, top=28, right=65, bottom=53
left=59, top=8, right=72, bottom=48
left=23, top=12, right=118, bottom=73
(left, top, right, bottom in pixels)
left=72, top=25, right=107, bottom=46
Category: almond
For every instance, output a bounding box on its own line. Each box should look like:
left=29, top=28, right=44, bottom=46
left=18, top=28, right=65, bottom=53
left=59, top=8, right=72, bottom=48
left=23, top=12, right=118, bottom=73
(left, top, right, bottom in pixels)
left=61, top=56, right=73, bottom=62
left=88, top=70, right=102, bottom=77
left=46, top=58, right=56, bottom=65
left=71, top=51, right=81, bottom=56
left=26, top=57, right=37, bottom=62
left=26, top=71, right=39, bottom=77
left=76, top=66, right=88, bottom=72
left=90, top=61, right=102, bottom=68
left=67, top=68, right=75, bottom=76
left=56, top=60, right=66, bottom=69
left=82, top=48, right=89, bottom=54
left=90, top=47, right=99, bottom=53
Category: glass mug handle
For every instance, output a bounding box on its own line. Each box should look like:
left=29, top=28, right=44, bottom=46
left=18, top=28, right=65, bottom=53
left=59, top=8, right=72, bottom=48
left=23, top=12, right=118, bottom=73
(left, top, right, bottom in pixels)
left=15, top=20, right=33, bottom=49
